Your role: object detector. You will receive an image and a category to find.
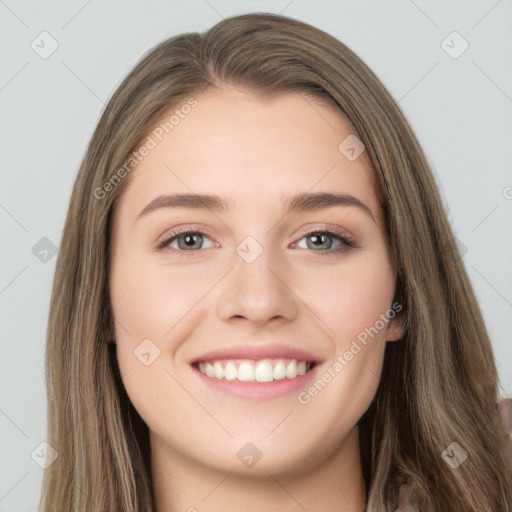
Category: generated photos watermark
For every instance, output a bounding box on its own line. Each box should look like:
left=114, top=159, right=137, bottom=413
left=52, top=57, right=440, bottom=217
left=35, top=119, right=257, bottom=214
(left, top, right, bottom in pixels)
left=93, top=97, right=198, bottom=200
left=297, top=301, right=402, bottom=405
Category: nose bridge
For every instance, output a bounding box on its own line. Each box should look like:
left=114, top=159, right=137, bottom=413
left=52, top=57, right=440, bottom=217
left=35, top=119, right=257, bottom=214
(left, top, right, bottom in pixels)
left=216, top=232, right=298, bottom=323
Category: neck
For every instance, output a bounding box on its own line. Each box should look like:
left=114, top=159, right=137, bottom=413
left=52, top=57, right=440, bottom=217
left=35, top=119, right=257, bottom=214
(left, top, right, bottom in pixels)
left=151, top=427, right=367, bottom=512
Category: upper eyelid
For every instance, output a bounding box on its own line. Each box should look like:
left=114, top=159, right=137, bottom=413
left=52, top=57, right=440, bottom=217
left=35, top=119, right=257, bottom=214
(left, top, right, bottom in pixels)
left=159, top=222, right=354, bottom=239
left=159, top=226, right=350, bottom=240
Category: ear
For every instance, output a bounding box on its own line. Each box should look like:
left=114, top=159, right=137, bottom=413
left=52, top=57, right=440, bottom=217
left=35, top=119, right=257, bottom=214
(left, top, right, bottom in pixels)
left=105, top=319, right=115, bottom=343
left=385, top=315, right=404, bottom=342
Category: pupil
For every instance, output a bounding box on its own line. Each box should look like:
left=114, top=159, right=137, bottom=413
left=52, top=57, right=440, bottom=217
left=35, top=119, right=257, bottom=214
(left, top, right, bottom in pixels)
left=310, top=234, right=331, bottom=249
left=183, top=234, right=201, bottom=248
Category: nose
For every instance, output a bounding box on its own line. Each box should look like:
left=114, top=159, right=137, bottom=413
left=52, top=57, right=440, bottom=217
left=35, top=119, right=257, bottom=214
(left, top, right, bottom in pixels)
left=216, top=243, right=299, bottom=326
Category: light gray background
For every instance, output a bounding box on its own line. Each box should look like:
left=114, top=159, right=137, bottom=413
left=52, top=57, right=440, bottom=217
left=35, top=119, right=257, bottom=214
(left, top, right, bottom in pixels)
left=1, top=1, right=511, bottom=510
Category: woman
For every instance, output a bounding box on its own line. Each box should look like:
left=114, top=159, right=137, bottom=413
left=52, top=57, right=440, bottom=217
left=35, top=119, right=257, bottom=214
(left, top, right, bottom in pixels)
left=38, top=12, right=512, bottom=512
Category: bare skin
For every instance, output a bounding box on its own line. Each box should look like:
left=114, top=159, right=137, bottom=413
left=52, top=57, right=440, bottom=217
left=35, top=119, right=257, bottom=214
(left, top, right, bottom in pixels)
left=109, top=86, right=403, bottom=512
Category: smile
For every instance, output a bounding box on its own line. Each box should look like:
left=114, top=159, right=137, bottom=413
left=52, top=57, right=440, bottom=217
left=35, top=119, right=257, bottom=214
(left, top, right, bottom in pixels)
left=194, top=358, right=316, bottom=382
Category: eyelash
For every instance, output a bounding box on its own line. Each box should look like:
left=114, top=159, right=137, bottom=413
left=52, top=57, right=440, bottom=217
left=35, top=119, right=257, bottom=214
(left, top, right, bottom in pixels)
left=156, top=226, right=357, bottom=256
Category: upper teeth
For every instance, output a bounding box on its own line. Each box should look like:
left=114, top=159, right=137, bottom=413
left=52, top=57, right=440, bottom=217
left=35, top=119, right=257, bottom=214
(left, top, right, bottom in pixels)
left=197, top=359, right=312, bottom=382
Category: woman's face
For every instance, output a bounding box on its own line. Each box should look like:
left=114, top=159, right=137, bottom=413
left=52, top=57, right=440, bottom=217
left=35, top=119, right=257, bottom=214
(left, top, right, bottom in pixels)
left=110, top=86, right=403, bottom=475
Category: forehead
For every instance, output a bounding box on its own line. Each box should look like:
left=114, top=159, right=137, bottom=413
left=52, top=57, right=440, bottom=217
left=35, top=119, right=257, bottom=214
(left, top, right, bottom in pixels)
left=115, top=87, right=381, bottom=222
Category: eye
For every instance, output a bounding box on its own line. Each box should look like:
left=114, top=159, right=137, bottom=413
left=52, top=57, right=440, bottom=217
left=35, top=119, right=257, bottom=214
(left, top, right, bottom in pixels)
left=156, top=227, right=357, bottom=255
left=293, top=229, right=356, bottom=255
left=157, top=229, right=215, bottom=252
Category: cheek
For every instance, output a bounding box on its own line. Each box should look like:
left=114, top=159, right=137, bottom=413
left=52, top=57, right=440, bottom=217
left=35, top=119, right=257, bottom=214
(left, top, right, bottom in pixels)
left=296, top=251, right=396, bottom=345
left=109, top=257, right=207, bottom=435
left=110, top=255, right=218, bottom=342
left=296, top=251, right=395, bottom=431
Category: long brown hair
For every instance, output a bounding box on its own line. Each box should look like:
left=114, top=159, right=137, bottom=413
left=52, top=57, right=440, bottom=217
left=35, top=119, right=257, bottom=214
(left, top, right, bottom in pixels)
left=39, top=12, right=512, bottom=511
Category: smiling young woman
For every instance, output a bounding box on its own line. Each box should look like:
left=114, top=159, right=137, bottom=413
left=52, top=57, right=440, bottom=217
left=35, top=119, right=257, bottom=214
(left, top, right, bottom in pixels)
left=39, top=12, right=512, bottom=512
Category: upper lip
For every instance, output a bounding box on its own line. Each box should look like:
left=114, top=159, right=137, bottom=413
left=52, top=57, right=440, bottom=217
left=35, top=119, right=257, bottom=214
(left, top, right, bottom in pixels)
left=190, top=343, right=323, bottom=364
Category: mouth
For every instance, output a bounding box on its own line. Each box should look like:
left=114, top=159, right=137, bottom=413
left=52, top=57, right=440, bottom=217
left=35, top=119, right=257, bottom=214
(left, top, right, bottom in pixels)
left=190, top=358, right=320, bottom=400
left=189, top=344, right=322, bottom=399
left=191, top=358, right=317, bottom=383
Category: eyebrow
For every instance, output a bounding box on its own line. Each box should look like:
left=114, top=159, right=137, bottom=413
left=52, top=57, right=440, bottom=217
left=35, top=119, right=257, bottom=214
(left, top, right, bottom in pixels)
left=135, top=191, right=376, bottom=223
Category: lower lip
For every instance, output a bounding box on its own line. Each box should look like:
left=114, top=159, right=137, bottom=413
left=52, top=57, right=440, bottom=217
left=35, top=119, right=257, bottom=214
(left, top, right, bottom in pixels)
left=192, top=365, right=318, bottom=400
